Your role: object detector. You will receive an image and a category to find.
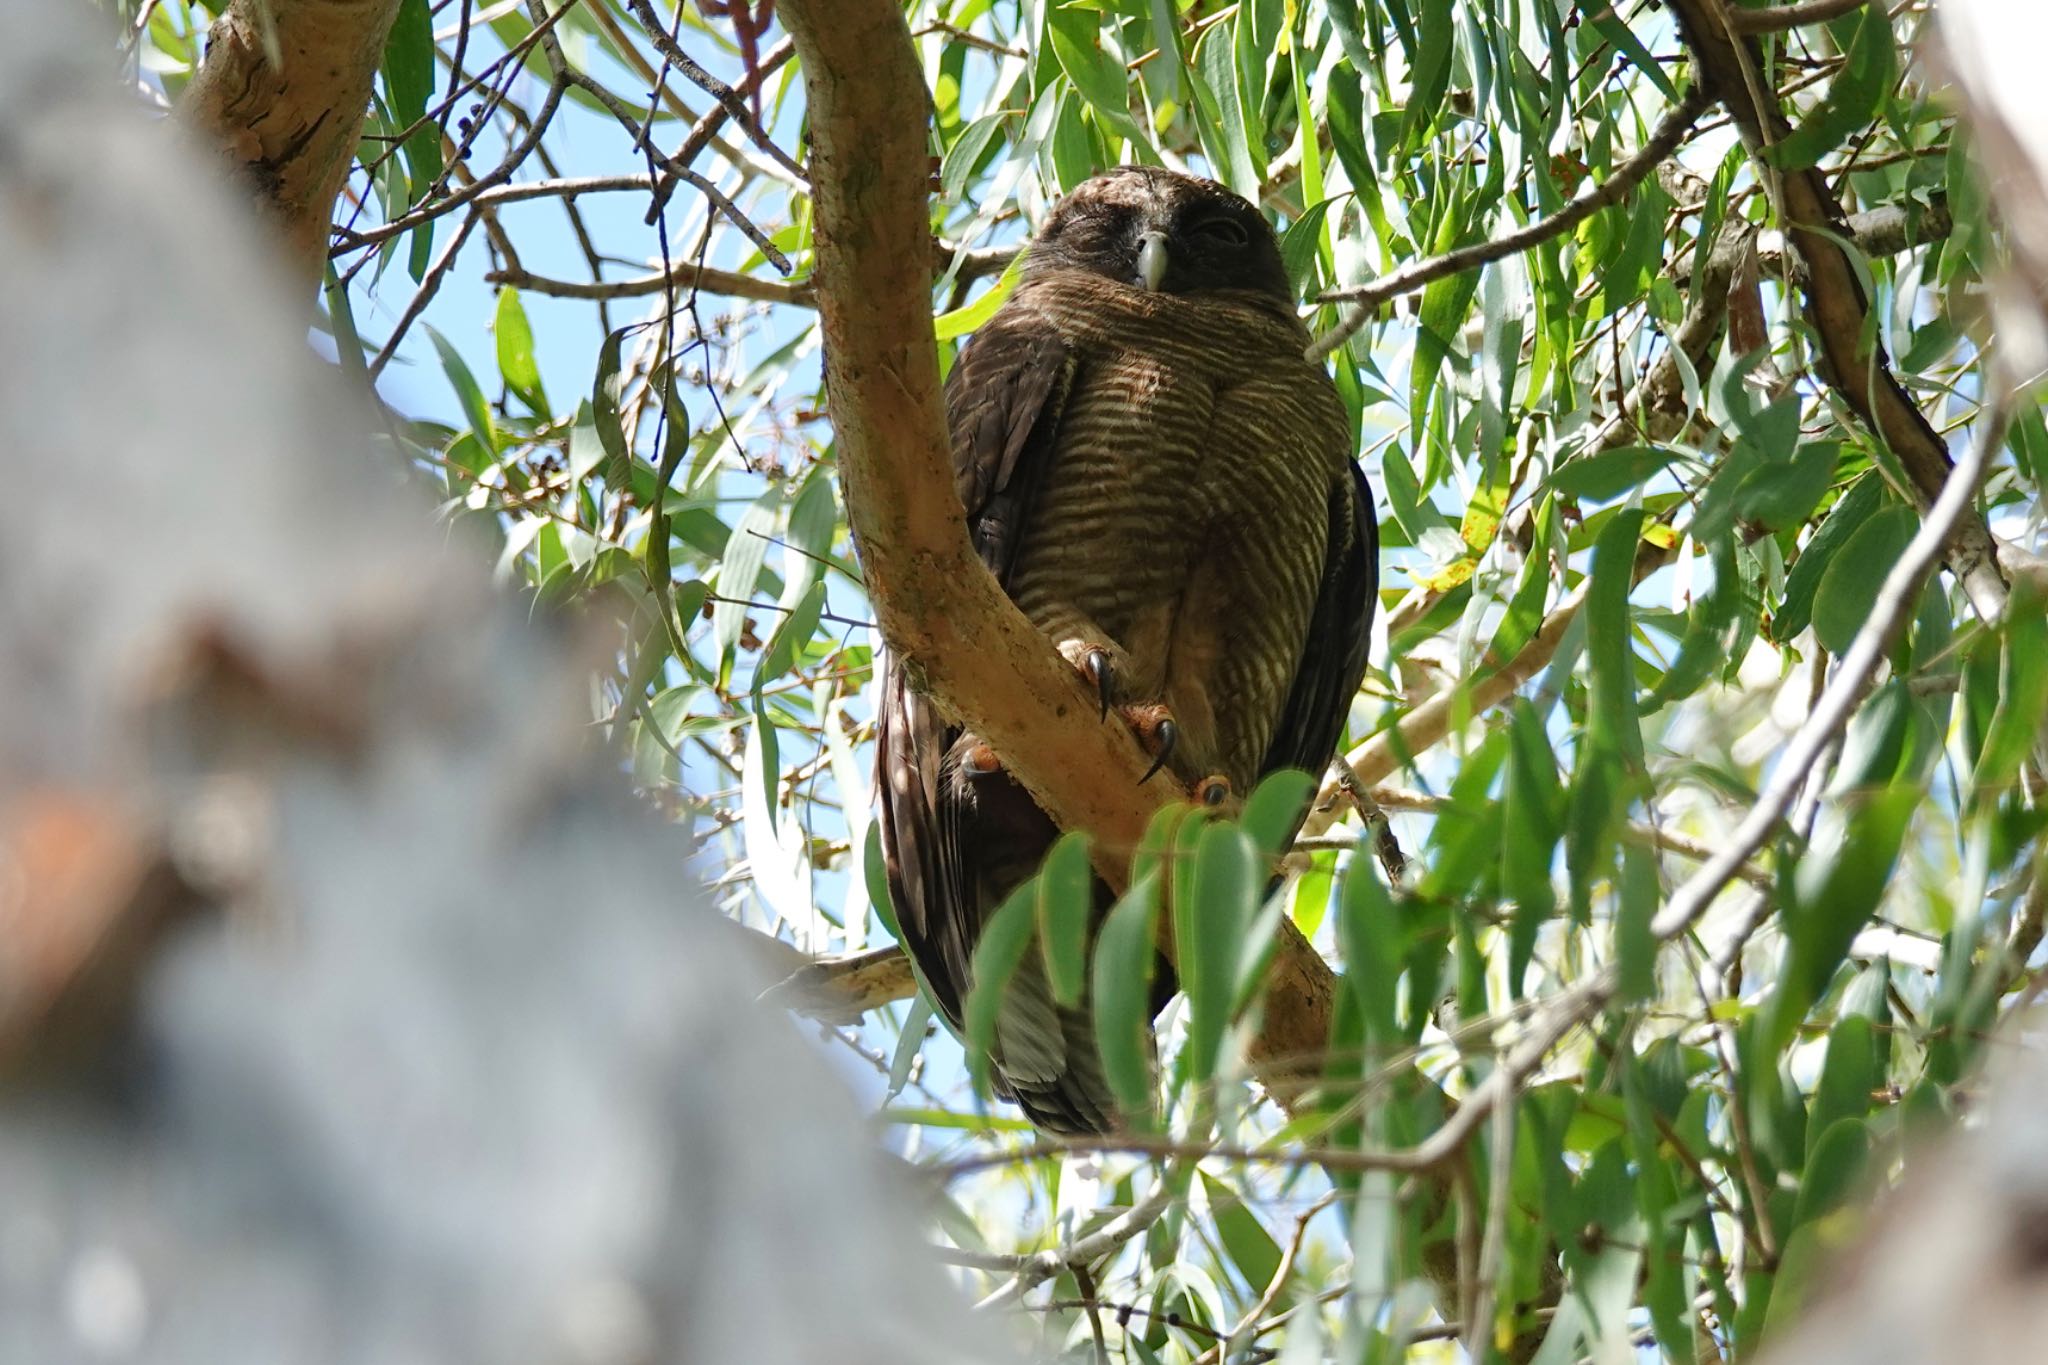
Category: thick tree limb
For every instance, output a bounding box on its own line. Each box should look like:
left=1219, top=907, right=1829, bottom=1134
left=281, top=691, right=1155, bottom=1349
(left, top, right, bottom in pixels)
left=1668, top=0, right=2009, bottom=621
left=179, top=0, right=406, bottom=286
left=777, top=0, right=1336, bottom=1107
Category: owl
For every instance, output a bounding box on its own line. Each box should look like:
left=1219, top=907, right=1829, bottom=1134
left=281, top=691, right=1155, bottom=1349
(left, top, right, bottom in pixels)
left=876, top=167, right=1378, bottom=1132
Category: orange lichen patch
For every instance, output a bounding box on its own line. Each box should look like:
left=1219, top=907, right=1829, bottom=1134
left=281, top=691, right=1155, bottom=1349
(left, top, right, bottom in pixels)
left=0, top=790, right=161, bottom=1061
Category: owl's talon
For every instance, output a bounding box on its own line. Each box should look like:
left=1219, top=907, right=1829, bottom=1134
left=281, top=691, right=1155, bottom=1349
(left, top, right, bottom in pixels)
left=963, top=740, right=1003, bottom=776
left=1111, top=704, right=1179, bottom=784
left=1080, top=647, right=1114, bottom=720
left=1194, top=775, right=1232, bottom=807
left=1137, top=717, right=1179, bottom=785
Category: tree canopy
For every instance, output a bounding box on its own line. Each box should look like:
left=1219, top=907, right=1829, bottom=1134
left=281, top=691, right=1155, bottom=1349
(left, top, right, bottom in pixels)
left=126, top=0, right=2048, bottom=1358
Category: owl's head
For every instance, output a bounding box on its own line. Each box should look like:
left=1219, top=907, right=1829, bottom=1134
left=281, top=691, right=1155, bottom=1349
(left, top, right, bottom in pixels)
left=1024, top=167, right=1290, bottom=301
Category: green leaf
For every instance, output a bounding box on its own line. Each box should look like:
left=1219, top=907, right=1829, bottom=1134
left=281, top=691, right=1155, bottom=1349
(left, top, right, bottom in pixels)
left=425, top=324, right=497, bottom=456
left=1807, top=1015, right=1878, bottom=1156
left=1047, top=5, right=1142, bottom=142
left=753, top=579, right=824, bottom=692
left=1503, top=698, right=1563, bottom=995
left=1279, top=196, right=1345, bottom=296
left=1177, top=821, right=1257, bottom=1084
left=781, top=471, right=837, bottom=606
left=941, top=110, right=1008, bottom=203
left=964, top=880, right=1044, bottom=1098
left=1733, top=441, right=1839, bottom=530
left=714, top=492, right=781, bottom=663
left=1810, top=504, right=1918, bottom=654
left=1092, top=872, right=1163, bottom=1120
left=1195, top=18, right=1260, bottom=199
left=1769, top=6, right=1898, bottom=170
left=1338, top=857, right=1401, bottom=1046
left=1767, top=785, right=1920, bottom=1054
left=936, top=249, right=1027, bottom=341
left=1200, top=1173, right=1282, bottom=1291
left=1774, top=473, right=1884, bottom=643
left=1238, top=768, right=1316, bottom=863
left=1971, top=576, right=2048, bottom=806
left=1550, top=445, right=1684, bottom=501
left=493, top=286, right=547, bottom=415
left=1588, top=6, right=1680, bottom=103
left=590, top=328, right=632, bottom=494
left=1036, top=832, right=1095, bottom=1007
left=382, top=0, right=441, bottom=281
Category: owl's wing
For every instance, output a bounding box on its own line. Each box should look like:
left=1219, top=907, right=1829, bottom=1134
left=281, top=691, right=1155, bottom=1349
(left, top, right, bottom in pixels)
left=944, top=298, right=1081, bottom=581
left=1259, top=459, right=1379, bottom=783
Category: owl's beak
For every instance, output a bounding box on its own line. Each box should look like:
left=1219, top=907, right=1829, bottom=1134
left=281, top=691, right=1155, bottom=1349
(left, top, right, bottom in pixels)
left=1136, top=231, right=1169, bottom=292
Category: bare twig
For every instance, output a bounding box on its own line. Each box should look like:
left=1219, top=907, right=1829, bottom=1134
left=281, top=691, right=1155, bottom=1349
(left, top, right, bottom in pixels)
left=621, top=0, right=808, bottom=182
left=1205, top=1192, right=1337, bottom=1363
left=487, top=261, right=811, bottom=304
left=973, top=1178, right=1179, bottom=1310
left=1729, top=0, right=1870, bottom=33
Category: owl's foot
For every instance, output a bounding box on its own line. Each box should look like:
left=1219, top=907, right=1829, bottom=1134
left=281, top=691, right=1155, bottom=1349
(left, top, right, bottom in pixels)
left=962, top=737, right=1003, bottom=777
left=1116, top=703, right=1179, bottom=785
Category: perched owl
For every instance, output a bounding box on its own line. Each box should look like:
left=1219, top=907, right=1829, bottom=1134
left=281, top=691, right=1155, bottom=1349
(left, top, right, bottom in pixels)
left=877, top=167, right=1379, bottom=1133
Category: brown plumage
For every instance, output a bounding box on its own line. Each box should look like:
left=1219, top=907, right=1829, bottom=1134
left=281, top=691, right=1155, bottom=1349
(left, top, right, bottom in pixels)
left=877, top=167, right=1378, bottom=1133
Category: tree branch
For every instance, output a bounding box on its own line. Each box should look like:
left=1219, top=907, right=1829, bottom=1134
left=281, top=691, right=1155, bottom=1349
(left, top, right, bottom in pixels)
left=777, top=0, right=1338, bottom=1110
left=1668, top=0, right=2009, bottom=621
left=1728, top=0, right=1870, bottom=34
left=179, top=0, right=407, bottom=286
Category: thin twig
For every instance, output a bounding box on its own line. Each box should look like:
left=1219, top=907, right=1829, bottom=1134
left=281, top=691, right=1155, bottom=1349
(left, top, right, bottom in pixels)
left=974, top=1177, right=1179, bottom=1310
left=622, top=0, right=808, bottom=182
left=1729, top=0, right=1869, bottom=33
left=1205, top=1192, right=1337, bottom=1364
left=488, top=261, right=810, bottom=304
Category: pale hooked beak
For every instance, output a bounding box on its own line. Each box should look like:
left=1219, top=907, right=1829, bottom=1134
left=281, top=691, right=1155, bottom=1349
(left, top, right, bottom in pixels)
left=1136, top=231, right=1169, bottom=291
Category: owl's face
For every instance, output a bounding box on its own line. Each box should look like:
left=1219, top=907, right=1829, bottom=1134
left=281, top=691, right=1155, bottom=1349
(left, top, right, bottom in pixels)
left=1025, top=167, right=1291, bottom=301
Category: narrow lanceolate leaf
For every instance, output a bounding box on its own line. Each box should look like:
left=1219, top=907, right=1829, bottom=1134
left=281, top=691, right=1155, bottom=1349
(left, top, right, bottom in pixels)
left=590, top=327, right=632, bottom=496
left=753, top=579, right=824, bottom=693
left=1177, top=821, right=1256, bottom=1084
left=1773, top=472, right=1884, bottom=642
left=935, top=249, right=1026, bottom=341
left=713, top=491, right=780, bottom=664
left=964, top=880, right=1042, bottom=1100
left=493, top=286, right=546, bottom=415
left=1036, top=831, right=1094, bottom=1007
left=1092, top=872, right=1162, bottom=1121
left=1195, top=17, right=1260, bottom=199
left=1766, top=785, right=1920, bottom=1055
left=1769, top=4, right=1898, bottom=169
left=1238, top=769, right=1317, bottom=864
left=381, top=0, right=441, bottom=280
left=425, top=324, right=497, bottom=456
left=1810, top=504, right=1917, bottom=654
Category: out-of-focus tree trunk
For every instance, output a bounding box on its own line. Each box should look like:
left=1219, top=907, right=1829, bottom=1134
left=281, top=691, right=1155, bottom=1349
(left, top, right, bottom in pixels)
left=0, top=7, right=1012, bottom=1362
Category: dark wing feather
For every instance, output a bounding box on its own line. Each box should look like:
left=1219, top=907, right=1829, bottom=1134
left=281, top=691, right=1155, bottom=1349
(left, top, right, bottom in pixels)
left=944, top=303, right=1080, bottom=580
left=1259, top=460, right=1379, bottom=782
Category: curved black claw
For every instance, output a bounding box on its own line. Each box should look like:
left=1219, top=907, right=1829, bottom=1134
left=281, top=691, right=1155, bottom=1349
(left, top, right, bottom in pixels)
left=1136, top=717, right=1178, bottom=786
left=1083, top=647, right=1114, bottom=720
